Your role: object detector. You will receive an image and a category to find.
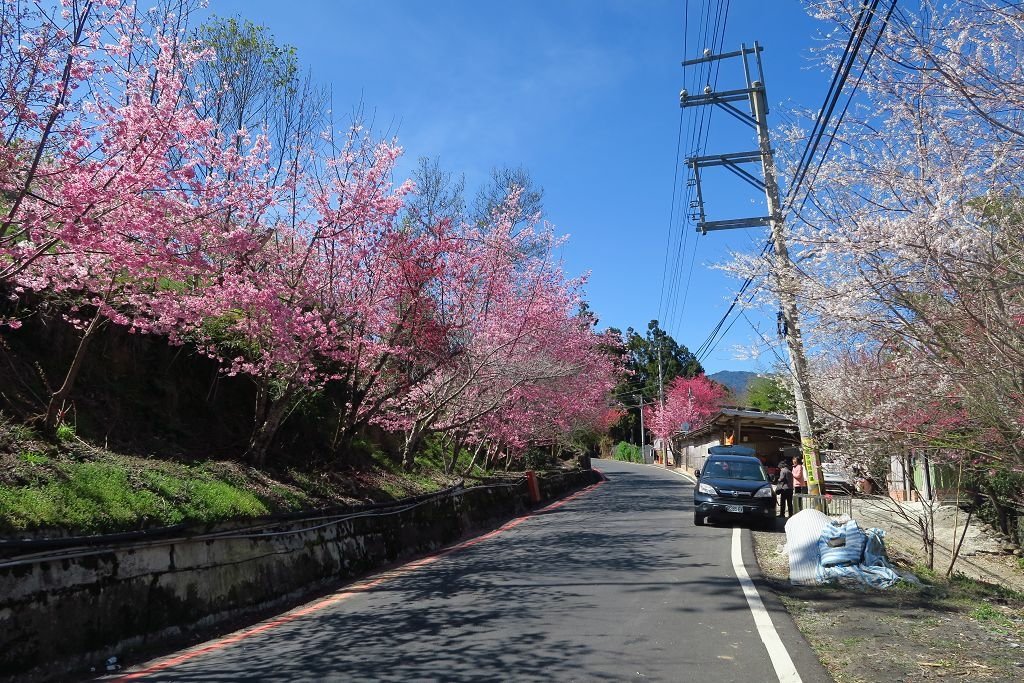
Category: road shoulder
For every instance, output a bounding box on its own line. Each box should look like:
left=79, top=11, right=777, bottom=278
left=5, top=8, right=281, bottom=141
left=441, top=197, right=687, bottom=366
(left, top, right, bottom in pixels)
left=751, top=526, right=1024, bottom=681
left=739, top=527, right=833, bottom=682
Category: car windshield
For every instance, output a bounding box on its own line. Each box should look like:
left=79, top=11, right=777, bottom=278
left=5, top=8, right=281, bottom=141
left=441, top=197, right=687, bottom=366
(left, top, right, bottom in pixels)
left=706, top=460, right=767, bottom=481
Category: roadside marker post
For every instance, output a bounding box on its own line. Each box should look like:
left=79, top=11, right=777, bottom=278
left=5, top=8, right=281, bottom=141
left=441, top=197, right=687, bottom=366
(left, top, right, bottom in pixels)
left=525, top=470, right=541, bottom=503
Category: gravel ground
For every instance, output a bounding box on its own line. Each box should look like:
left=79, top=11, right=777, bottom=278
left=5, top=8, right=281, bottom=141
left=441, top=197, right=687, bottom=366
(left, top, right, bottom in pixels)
left=850, top=498, right=1024, bottom=593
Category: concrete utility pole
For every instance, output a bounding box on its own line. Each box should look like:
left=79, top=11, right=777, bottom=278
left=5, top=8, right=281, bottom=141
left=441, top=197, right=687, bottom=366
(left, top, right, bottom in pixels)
left=679, top=42, right=825, bottom=494
left=657, top=343, right=667, bottom=467
left=635, top=395, right=646, bottom=462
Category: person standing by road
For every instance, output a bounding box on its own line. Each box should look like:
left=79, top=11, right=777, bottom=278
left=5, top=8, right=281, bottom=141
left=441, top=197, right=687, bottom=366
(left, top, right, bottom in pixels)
left=792, top=458, right=807, bottom=495
left=777, top=458, right=794, bottom=517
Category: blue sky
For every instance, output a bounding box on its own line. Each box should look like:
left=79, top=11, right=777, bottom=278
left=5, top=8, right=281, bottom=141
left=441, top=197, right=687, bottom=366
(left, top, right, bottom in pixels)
left=203, top=0, right=833, bottom=374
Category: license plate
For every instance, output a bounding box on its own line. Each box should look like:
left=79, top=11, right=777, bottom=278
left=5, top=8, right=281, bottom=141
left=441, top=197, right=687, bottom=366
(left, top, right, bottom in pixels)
left=726, top=505, right=744, bottom=513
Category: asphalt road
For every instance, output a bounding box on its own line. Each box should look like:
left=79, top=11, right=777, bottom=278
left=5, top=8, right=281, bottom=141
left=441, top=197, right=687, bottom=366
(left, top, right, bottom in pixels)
left=115, top=459, right=829, bottom=682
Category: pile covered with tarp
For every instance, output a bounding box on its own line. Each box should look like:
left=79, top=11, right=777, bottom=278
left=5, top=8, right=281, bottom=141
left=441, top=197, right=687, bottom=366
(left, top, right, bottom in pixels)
left=783, top=509, right=912, bottom=589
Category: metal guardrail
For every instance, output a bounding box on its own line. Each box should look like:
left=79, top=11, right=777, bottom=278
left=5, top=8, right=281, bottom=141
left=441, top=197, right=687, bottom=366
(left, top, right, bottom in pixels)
left=794, top=493, right=853, bottom=518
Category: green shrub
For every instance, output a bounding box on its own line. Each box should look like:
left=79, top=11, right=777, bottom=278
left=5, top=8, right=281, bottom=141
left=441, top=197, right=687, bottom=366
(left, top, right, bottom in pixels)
left=0, top=461, right=179, bottom=531
left=411, top=434, right=495, bottom=477
left=0, top=414, right=37, bottom=446
left=55, top=422, right=76, bottom=443
left=613, top=441, right=643, bottom=463
left=60, top=462, right=175, bottom=529
left=19, top=451, right=49, bottom=465
left=141, top=470, right=187, bottom=499
left=524, top=448, right=556, bottom=470
left=0, top=460, right=274, bottom=533
left=268, top=484, right=310, bottom=508
left=181, top=480, right=268, bottom=522
left=0, top=486, right=59, bottom=529
left=377, top=481, right=405, bottom=499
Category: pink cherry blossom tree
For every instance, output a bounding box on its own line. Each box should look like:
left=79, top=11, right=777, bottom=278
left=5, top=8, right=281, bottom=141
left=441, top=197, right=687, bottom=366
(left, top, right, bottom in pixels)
left=173, top=127, right=428, bottom=465
left=643, top=374, right=726, bottom=446
left=377, top=192, right=595, bottom=468
left=1, top=0, right=276, bottom=428
left=1, top=1, right=625, bottom=470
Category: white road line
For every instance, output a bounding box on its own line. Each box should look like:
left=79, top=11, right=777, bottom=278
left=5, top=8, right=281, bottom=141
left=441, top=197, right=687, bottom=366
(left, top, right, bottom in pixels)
left=732, top=527, right=802, bottom=683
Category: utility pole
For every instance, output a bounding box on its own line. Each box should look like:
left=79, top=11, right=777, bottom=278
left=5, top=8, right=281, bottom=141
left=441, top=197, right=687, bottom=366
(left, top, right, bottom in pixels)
left=657, top=342, right=667, bottom=467
left=679, top=42, right=824, bottom=494
left=635, top=395, right=646, bottom=462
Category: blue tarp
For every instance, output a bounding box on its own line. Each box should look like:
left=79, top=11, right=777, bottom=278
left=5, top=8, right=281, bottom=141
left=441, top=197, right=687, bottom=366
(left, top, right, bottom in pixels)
left=818, top=519, right=867, bottom=567
left=785, top=510, right=909, bottom=589
left=816, top=526, right=903, bottom=589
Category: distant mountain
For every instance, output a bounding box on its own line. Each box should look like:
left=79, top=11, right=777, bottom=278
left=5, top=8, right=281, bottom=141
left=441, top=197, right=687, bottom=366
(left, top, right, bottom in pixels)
left=708, top=370, right=759, bottom=398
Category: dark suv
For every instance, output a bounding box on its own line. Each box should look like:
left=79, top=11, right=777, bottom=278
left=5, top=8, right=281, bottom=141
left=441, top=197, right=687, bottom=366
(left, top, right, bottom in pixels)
left=693, top=448, right=776, bottom=527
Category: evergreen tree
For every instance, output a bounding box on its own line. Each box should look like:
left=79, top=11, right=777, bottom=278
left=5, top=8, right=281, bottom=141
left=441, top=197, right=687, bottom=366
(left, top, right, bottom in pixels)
left=608, top=320, right=702, bottom=444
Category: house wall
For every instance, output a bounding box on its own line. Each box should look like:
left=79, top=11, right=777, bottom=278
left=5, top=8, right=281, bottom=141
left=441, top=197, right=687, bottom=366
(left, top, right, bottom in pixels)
left=889, top=453, right=911, bottom=497
left=738, top=436, right=788, bottom=465
left=679, top=437, right=719, bottom=472
left=881, top=453, right=962, bottom=502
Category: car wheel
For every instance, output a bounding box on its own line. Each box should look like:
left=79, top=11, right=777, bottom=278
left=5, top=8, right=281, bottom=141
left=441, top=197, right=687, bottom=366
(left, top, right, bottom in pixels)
left=693, top=511, right=705, bottom=526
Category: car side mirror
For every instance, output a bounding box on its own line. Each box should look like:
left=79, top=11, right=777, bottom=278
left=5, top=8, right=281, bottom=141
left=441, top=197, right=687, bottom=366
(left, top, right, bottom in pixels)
left=694, top=469, right=701, bottom=478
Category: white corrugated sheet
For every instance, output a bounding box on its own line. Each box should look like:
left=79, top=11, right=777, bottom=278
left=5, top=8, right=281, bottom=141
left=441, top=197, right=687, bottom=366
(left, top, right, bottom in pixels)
left=784, top=509, right=832, bottom=585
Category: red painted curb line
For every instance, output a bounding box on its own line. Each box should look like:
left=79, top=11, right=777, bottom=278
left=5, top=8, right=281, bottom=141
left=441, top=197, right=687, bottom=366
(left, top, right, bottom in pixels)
left=114, top=471, right=606, bottom=680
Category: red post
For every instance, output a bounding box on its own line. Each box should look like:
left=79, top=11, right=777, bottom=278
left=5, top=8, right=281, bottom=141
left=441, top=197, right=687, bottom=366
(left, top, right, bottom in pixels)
left=525, top=470, right=541, bottom=503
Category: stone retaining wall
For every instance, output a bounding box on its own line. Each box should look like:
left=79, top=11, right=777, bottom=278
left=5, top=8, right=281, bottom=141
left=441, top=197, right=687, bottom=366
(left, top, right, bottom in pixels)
left=1, top=469, right=599, bottom=681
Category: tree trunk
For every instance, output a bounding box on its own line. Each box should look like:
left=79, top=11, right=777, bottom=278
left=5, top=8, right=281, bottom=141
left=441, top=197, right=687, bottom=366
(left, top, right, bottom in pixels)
left=332, top=415, right=362, bottom=459
left=247, top=397, right=291, bottom=468
left=45, top=310, right=104, bottom=430
left=329, top=399, right=348, bottom=455
left=946, top=461, right=967, bottom=577
left=917, top=505, right=936, bottom=570
left=946, top=508, right=973, bottom=578
left=483, top=443, right=499, bottom=471
left=401, top=423, right=425, bottom=470
left=462, top=442, right=485, bottom=476
left=446, top=434, right=466, bottom=475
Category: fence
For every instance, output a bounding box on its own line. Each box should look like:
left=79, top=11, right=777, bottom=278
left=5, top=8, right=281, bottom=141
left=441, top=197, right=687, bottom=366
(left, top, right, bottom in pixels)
left=794, top=493, right=852, bottom=518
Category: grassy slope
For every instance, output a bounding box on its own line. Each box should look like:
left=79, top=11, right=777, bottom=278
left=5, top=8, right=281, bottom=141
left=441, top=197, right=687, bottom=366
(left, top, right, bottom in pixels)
left=0, top=417, right=491, bottom=536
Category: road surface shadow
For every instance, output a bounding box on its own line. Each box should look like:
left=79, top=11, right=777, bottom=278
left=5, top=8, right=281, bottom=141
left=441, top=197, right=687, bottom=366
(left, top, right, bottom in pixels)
left=131, top=464, right=758, bottom=682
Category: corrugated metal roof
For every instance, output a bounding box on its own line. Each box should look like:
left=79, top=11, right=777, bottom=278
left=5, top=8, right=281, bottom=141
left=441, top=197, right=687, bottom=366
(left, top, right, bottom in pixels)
left=678, top=407, right=797, bottom=439
left=718, top=407, right=795, bottom=422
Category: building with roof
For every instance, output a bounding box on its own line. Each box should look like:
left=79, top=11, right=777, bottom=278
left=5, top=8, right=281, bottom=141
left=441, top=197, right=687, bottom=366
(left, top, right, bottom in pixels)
left=671, top=407, right=800, bottom=474
left=669, top=408, right=957, bottom=501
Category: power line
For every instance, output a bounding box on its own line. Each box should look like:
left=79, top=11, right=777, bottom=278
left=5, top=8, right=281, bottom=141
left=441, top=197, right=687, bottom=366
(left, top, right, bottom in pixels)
left=693, top=241, right=771, bottom=362
left=783, top=1, right=877, bottom=215
left=686, top=0, right=896, bottom=365
left=781, top=0, right=894, bottom=237
left=663, top=0, right=730, bottom=339
left=675, top=0, right=730, bottom=334
left=656, top=108, right=686, bottom=323
left=657, top=0, right=694, bottom=327
left=792, top=0, right=896, bottom=219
